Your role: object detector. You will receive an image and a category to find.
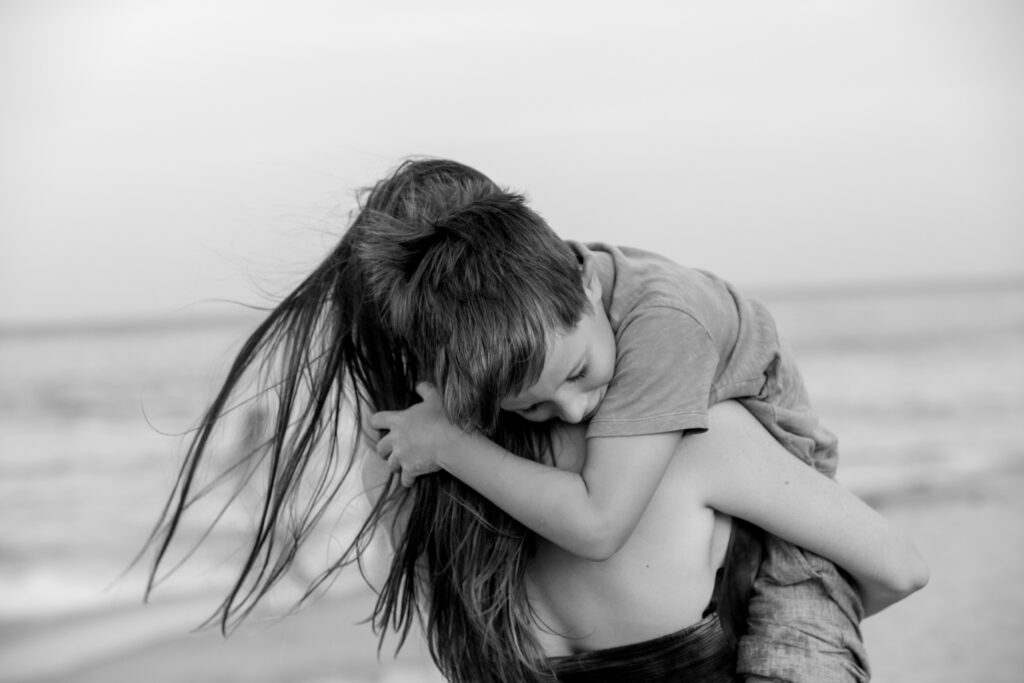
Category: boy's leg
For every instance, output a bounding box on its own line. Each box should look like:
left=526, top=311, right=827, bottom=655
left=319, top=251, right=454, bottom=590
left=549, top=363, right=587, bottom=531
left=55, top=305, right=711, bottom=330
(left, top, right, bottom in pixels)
left=736, top=533, right=869, bottom=683
left=735, top=359, right=863, bottom=680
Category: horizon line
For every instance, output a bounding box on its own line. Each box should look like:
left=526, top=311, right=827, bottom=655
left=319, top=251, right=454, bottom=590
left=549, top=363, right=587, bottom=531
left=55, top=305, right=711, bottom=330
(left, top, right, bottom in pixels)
left=2, top=273, right=1022, bottom=338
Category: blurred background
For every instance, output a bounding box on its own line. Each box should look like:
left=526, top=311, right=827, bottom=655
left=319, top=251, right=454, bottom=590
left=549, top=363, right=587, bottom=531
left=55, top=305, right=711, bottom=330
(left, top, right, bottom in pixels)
left=1, top=1, right=1022, bottom=681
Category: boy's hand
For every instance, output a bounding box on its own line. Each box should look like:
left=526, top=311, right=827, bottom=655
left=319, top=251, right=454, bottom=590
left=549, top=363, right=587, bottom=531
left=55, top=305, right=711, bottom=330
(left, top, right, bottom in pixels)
left=369, top=382, right=464, bottom=487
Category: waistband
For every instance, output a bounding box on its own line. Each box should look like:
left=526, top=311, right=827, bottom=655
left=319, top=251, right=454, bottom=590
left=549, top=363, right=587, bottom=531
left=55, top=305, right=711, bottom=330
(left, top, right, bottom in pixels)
left=545, top=611, right=738, bottom=682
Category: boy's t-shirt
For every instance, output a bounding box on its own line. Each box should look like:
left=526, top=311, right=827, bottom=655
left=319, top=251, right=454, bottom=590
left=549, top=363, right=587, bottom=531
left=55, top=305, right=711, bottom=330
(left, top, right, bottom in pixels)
left=577, top=242, right=838, bottom=476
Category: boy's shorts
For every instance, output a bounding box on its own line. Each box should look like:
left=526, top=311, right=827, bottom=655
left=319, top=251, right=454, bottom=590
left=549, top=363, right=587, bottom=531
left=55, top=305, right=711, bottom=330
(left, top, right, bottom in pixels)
left=737, top=533, right=869, bottom=682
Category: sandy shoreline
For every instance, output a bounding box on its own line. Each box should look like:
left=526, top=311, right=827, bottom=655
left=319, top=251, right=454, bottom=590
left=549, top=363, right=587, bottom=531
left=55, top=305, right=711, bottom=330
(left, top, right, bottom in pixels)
left=859, top=463, right=1024, bottom=682
left=1, top=587, right=444, bottom=683
left=3, top=465, right=1023, bottom=683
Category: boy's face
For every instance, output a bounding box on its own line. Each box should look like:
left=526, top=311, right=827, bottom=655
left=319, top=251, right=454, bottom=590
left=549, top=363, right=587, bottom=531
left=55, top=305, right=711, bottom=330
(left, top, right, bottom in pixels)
left=499, top=265, right=616, bottom=424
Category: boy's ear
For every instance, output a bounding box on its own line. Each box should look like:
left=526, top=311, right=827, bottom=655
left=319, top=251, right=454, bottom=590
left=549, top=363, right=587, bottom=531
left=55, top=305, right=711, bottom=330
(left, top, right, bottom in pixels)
left=579, top=250, right=602, bottom=302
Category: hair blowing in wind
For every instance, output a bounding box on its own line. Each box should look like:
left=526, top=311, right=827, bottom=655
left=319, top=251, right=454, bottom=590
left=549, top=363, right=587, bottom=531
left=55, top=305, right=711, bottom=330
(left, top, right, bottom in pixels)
left=143, top=159, right=580, bottom=682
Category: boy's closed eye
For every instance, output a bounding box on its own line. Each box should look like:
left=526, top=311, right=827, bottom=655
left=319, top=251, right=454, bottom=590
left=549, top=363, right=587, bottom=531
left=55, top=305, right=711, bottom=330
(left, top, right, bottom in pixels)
left=512, top=365, right=590, bottom=416
left=517, top=368, right=587, bottom=413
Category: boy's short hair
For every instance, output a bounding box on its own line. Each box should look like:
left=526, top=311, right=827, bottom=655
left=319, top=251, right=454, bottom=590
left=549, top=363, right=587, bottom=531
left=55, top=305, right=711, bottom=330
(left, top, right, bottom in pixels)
left=352, top=158, right=589, bottom=432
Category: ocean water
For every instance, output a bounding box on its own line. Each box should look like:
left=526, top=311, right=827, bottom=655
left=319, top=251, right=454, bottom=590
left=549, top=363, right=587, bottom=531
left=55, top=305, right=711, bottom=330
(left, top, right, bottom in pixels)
left=1, top=281, right=1022, bottom=624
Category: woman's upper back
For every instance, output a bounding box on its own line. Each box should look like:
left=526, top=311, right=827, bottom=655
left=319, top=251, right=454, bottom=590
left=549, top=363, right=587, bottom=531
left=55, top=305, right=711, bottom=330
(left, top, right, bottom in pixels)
left=525, top=422, right=731, bottom=656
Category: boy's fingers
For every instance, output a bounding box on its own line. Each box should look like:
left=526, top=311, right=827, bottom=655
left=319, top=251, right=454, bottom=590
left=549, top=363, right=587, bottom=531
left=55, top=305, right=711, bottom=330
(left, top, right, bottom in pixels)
left=387, top=456, right=403, bottom=474
left=368, top=411, right=393, bottom=429
left=375, top=434, right=393, bottom=458
left=415, top=382, right=437, bottom=400
left=401, top=470, right=416, bottom=487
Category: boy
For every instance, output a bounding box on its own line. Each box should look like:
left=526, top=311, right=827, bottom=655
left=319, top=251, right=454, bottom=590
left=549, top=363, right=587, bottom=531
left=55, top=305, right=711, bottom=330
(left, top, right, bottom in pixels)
left=366, top=159, right=869, bottom=681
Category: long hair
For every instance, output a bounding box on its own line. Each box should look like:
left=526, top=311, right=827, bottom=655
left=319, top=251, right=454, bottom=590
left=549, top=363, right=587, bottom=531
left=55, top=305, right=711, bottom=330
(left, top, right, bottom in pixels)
left=144, top=159, right=563, bottom=682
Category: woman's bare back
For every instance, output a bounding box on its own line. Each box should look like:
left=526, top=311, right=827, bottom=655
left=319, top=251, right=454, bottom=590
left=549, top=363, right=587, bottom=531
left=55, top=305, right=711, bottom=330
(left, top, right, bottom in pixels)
left=526, top=422, right=732, bottom=656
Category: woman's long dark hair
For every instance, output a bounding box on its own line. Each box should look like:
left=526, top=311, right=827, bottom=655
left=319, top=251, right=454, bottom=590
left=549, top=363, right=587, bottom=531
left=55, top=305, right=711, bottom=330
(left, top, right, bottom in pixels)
left=144, top=160, right=559, bottom=682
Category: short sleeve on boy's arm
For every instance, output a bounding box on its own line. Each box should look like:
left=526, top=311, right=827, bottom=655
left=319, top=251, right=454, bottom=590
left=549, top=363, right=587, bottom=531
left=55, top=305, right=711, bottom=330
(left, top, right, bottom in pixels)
left=587, top=307, right=720, bottom=439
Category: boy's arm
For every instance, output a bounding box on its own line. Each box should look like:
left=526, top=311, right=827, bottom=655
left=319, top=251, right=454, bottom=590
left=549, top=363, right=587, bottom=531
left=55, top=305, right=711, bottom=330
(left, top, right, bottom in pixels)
left=692, top=402, right=930, bottom=615
left=370, top=383, right=679, bottom=561
left=445, top=429, right=678, bottom=560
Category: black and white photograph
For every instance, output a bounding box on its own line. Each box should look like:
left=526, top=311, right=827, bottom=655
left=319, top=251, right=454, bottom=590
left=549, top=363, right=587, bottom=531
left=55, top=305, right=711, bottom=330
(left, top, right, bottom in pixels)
left=1, top=2, right=1021, bottom=681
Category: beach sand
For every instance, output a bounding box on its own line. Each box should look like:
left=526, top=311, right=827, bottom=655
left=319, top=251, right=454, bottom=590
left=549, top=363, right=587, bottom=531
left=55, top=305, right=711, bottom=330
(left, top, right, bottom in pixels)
left=0, top=587, right=445, bottom=683
left=859, top=464, right=1024, bottom=682
left=3, top=466, right=1022, bottom=683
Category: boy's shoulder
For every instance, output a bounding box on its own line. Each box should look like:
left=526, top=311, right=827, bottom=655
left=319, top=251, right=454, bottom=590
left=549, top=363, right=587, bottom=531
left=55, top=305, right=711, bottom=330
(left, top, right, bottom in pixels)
left=575, top=241, right=732, bottom=331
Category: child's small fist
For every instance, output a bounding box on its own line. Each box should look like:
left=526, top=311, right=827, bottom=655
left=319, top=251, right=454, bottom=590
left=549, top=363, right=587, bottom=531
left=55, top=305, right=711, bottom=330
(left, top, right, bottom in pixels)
left=369, top=382, right=450, bottom=487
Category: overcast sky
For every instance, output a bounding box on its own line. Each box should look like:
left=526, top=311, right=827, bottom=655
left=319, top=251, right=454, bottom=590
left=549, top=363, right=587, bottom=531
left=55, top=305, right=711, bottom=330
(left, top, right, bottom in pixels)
left=1, top=0, right=1021, bottom=324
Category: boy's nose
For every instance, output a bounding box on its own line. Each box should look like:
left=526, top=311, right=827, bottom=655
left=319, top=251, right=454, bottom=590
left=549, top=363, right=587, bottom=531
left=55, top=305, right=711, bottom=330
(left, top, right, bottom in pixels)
left=556, top=393, right=589, bottom=424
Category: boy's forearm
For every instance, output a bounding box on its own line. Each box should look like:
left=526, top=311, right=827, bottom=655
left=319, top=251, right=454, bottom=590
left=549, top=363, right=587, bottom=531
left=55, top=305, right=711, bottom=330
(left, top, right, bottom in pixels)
left=438, top=430, right=680, bottom=560
left=438, top=432, right=623, bottom=559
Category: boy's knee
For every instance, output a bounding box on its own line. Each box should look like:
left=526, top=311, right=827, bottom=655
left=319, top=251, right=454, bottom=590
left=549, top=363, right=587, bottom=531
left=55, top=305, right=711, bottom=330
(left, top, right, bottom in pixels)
left=736, top=535, right=869, bottom=683
left=738, top=630, right=869, bottom=683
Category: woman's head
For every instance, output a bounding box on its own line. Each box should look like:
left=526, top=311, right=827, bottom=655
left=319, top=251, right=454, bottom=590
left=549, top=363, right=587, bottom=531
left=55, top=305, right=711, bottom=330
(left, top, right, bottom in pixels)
left=145, top=157, right=561, bottom=683
left=349, top=158, right=591, bottom=433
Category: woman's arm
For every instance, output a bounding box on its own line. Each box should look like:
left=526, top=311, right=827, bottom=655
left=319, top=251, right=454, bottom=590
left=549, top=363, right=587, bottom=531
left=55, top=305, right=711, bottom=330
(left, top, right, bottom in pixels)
left=689, top=402, right=929, bottom=616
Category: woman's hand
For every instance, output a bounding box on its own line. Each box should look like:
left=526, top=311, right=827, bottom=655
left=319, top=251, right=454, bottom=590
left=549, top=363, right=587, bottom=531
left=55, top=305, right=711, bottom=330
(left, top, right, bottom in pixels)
left=369, top=382, right=466, bottom=487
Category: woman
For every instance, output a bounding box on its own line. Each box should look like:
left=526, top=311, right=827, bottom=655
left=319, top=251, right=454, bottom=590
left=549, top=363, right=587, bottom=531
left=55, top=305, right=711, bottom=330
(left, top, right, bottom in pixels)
left=145, top=160, right=927, bottom=682
left=361, top=400, right=925, bottom=682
